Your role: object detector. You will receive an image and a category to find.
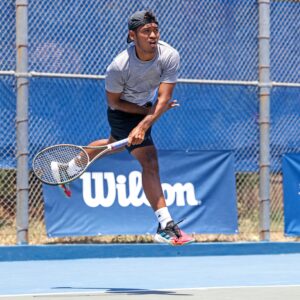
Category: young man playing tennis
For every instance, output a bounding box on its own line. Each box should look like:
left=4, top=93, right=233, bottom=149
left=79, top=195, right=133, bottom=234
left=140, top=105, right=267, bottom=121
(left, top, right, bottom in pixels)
left=54, top=10, right=194, bottom=246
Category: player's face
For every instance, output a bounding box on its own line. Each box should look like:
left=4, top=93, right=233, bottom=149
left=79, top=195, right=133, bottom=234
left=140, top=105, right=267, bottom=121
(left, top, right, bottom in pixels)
left=131, top=23, right=160, bottom=57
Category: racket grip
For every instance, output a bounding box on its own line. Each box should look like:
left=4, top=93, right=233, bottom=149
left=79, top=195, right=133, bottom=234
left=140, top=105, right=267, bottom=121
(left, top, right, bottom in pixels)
left=110, top=138, right=128, bottom=150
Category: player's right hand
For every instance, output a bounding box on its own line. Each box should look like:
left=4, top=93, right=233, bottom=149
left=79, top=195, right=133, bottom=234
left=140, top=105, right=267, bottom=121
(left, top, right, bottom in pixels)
left=128, top=126, right=146, bottom=145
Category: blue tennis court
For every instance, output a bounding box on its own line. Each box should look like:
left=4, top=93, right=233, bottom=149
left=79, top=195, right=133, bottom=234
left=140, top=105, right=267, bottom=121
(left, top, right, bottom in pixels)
left=1, top=243, right=300, bottom=299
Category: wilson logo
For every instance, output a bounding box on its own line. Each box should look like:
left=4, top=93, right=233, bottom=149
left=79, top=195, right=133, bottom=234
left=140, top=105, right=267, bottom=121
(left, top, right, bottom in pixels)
left=80, top=171, right=201, bottom=208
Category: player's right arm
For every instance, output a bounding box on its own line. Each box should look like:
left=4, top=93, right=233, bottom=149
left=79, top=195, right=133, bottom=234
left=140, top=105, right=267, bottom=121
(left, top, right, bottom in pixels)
left=106, top=91, right=149, bottom=115
left=106, top=91, right=178, bottom=115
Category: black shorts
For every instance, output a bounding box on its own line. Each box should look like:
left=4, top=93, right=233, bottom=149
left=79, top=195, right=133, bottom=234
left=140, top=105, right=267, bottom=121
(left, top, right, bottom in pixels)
left=107, top=107, right=154, bottom=152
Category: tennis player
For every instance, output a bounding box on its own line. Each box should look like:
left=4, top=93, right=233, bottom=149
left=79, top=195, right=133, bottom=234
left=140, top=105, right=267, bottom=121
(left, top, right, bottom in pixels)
left=56, top=10, right=194, bottom=246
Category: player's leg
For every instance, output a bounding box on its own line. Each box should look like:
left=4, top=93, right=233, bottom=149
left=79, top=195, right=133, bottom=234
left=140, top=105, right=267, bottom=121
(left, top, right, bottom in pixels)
left=131, top=145, right=165, bottom=210
left=131, top=145, right=195, bottom=246
left=84, top=136, right=125, bottom=161
left=108, top=106, right=193, bottom=245
left=64, top=136, right=124, bottom=174
left=53, top=136, right=124, bottom=198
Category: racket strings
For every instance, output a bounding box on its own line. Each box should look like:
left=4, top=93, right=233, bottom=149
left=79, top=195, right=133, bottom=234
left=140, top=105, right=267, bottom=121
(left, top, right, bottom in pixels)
left=33, top=145, right=89, bottom=184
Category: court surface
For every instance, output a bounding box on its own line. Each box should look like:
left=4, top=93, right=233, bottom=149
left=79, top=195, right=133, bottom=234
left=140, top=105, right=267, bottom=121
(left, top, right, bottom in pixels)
left=1, top=248, right=300, bottom=300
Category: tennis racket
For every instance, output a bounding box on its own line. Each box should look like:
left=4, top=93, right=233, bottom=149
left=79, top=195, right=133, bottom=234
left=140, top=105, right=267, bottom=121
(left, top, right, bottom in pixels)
left=32, top=138, right=128, bottom=185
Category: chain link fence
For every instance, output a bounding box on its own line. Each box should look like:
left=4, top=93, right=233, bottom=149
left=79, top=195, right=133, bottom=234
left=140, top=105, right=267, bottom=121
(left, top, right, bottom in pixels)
left=268, top=0, right=300, bottom=238
left=270, top=87, right=300, bottom=238
left=0, top=0, right=299, bottom=244
left=0, top=75, right=17, bottom=244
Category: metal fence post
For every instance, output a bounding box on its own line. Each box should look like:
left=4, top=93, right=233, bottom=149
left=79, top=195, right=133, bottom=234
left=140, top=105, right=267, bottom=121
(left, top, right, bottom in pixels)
left=16, top=0, right=29, bottom=244
left=258, top=0, right=271, bottom=241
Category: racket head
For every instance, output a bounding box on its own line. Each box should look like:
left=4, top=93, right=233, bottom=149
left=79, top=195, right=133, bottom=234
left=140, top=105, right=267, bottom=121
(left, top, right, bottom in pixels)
left=32, top=144, right=89, bottom=185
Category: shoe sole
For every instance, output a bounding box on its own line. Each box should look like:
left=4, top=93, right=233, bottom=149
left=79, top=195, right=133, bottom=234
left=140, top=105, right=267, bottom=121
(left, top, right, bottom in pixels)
left=154, top=233, right=173, bottom=245
left=172, top=239, right=195, bottom=246
left=154, top=234, right=195, bottom=246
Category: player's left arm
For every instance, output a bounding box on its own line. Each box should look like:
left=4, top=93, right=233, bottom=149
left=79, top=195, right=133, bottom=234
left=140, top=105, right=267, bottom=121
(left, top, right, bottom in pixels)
left=141, top=82, right=177, bottom=127
left=139, top=48, right=180, bottom=128
left=128, top=82, right=178, bottom=145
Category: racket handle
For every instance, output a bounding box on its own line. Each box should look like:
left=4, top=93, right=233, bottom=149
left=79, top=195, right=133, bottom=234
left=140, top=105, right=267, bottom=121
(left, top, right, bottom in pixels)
left=110, top=138, right=128, bottom=150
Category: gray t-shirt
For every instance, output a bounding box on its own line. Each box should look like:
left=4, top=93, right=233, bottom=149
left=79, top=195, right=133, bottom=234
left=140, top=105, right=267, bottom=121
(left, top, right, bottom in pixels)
left=105, top=41, right=180, bottom=106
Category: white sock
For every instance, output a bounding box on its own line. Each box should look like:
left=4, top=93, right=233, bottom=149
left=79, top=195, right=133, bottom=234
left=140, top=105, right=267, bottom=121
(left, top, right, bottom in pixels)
left=155, top=207, right=172, bottom=229
left=67, top=158, right=82, bottom=176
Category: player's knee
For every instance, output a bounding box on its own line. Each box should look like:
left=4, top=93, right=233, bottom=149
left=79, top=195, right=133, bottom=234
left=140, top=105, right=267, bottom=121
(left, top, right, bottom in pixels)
left=140, top=154, right=159, bottom=173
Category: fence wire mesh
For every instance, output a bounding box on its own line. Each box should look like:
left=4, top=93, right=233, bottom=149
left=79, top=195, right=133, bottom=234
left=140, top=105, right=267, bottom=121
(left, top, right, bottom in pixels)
left=0, top=76, right=17, bottom=244
left=270, top=87, right=300, bottom=239
left=28, top=0, right=258, bottom=80
left=0, top=0, right=299, bottom=244
left=0, top=1, right=15, bottom=71
left=270, top=1, right=300, bottom=83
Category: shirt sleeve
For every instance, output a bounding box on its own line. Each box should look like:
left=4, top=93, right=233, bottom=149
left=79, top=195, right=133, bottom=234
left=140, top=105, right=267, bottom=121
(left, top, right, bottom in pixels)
left=160, top=50, right=180, bottom=83
left=105, top=60, right=124, bottom=93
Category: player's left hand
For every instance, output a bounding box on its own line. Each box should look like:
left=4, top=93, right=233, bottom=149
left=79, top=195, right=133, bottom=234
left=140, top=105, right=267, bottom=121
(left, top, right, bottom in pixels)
left=167, top=99, right=180, bottom=111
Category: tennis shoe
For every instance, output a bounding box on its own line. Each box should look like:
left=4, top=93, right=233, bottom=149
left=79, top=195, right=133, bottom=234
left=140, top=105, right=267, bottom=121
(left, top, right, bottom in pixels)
left=154, top=220, right=195, bottom=246
left=59, top=183, right=72, bottom=198
left=50, top=161, right=73, bottom=197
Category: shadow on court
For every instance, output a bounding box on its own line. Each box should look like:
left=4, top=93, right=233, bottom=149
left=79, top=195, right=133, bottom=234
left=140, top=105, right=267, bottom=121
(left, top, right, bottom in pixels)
left=53, top=287, right=192, bottom=296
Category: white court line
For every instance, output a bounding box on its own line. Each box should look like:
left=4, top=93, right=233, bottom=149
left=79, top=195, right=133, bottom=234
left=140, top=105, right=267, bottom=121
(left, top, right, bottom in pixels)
left=167, top=284, right=300, bottom=291
left=1, top=284, right=300, bottom=298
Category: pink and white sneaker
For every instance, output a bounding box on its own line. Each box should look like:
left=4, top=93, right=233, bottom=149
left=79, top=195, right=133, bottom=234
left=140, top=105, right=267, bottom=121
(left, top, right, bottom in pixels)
left=154, top=220, right=195, bottom=246
left=59, top=184, right=72, bottom=198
